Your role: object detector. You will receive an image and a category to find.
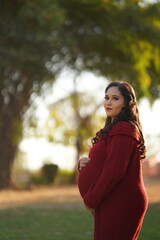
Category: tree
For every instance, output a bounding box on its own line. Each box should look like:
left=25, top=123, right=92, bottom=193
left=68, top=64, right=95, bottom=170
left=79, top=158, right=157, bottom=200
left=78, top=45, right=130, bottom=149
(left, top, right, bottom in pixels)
left=0, top=0, right=160, bottom=189
left=54, top=0, right=160, bottom=100
left=0, top=0, right=65, bottom=189
left=41, top=77, right=105, bottom=182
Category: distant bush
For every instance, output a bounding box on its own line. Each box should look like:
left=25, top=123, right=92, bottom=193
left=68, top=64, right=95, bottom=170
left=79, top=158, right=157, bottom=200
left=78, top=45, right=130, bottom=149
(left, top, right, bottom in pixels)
left=42, top=163, right=58, bottom=184
left=30, top=163, right=58, bottom=185
left=30, top=175, right=47, bottom=185
left=54, top=169, right=75, bottom=185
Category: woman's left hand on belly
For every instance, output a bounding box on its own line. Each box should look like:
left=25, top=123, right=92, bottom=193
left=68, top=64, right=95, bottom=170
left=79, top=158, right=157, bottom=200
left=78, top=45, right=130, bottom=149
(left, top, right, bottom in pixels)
left=78, top=157, right=90, bottom=171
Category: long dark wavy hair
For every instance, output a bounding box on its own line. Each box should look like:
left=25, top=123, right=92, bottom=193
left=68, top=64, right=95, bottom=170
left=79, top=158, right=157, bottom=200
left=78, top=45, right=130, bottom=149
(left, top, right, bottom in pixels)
left=92, top=81, right=146, bottom=160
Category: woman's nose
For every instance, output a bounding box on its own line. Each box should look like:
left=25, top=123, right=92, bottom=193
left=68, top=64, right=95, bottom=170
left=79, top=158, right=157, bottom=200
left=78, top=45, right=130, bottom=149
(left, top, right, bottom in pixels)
left=107, top=99, right=112, bottom=105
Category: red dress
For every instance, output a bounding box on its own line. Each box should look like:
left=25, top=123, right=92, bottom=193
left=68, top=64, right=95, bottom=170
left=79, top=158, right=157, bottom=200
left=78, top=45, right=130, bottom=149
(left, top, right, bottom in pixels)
left=78, top=121, right=148, bottom=240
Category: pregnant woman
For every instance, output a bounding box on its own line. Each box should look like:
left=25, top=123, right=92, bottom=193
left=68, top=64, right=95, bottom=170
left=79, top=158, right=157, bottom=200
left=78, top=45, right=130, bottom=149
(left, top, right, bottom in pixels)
left=78, top=81, right=148, bottom=240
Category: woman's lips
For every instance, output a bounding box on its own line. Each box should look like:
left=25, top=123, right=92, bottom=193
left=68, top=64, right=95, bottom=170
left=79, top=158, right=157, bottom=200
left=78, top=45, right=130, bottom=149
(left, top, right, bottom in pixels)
left=106, top=107, right=112, bottom=111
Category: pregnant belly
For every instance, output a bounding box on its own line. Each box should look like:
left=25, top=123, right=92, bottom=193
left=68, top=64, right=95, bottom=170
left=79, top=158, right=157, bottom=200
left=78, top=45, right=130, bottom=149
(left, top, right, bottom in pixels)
left=78, top=161, right=102, bottom=197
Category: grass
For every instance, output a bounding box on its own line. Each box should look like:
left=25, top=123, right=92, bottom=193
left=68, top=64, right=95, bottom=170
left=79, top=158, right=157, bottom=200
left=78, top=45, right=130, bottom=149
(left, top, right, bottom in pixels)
left=0, top=179, right=160, bottom=240
left=0, top=207, right=93, bottom=240
left=138, top=203, right=160, bottom=240
left=0, top=203, right=159, bottom=240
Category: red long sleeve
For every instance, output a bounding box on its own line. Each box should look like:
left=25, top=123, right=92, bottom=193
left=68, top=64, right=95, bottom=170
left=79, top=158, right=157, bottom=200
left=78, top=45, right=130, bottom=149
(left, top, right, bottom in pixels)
left=83, top=134, right=135, bottom=209
left=78, top=121, right=148, bottom=239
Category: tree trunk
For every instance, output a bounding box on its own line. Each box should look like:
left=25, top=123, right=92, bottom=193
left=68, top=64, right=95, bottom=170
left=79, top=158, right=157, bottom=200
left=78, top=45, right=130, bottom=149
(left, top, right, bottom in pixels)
left=0, top=79, right=32, bottom=190
left=71, top=130, right=82, bottom=184
left=0, top=110, right=19, bottom=189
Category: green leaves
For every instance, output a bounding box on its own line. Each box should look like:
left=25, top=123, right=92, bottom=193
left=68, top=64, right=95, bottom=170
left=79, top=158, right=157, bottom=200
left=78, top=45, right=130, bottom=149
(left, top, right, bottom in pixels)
left=54, top=0, right=160, bottom=100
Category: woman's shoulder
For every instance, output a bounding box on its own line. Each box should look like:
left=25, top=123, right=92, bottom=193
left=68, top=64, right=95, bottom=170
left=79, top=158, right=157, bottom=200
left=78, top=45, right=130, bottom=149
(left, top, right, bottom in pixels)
left=108, top=121, right=139, bottom=140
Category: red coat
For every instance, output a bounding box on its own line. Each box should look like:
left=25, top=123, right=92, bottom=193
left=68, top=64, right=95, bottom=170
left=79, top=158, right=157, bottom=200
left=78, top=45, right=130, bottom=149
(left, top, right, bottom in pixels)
left=78, top=121, right=148, bottom=240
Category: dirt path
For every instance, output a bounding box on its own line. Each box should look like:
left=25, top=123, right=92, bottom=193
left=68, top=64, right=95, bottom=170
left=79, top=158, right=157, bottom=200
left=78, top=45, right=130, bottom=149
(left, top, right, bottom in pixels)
left=0, top=185, right=84, bottom=209
left=0, top=179, right=159, bottom=210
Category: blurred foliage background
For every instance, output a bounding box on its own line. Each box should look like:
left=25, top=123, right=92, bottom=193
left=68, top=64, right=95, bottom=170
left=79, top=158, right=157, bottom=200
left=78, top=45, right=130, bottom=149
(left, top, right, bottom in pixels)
left=0, top=0, right=160, bottom=189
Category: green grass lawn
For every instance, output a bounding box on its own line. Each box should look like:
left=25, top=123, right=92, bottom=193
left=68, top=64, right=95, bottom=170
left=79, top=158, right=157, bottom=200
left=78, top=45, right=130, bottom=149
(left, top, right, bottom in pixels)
left=0, top=206, right=93, bottom=240
left=0, top=203, right=159, bottom=240
left=138, top=203, right=160, bottom=240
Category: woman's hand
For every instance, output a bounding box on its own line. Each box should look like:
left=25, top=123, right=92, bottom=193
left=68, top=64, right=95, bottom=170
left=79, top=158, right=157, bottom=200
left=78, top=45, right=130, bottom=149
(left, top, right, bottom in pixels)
left=79, top=157, right=90, bottom=171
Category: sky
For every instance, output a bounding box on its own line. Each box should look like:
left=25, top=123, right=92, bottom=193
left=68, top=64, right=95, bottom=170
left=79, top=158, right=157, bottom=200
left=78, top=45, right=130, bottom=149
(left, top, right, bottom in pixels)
left=20, top=71, right=160, bottom=171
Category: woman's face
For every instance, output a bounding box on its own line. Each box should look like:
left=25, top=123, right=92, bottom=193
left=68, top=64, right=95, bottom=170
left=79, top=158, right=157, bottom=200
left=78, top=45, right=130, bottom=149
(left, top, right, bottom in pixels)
left=104, top=86, right=125, bottom=121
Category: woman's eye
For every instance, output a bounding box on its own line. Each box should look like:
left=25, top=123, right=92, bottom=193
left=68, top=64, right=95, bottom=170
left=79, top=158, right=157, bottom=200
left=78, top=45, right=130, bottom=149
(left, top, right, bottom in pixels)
left=104, top=96, right=119, bottom=100
left=105, top=96, right=109, bottom=100
left=113, top=97, right=119, bottom=100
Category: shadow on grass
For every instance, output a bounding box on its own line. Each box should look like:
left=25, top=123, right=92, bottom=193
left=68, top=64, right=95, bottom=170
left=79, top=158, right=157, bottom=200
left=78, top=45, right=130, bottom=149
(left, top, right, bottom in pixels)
left=0, top=202, right=159, bottom=240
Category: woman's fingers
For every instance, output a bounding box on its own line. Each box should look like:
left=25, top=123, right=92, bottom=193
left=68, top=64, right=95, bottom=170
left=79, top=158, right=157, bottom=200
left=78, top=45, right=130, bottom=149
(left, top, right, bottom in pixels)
left=81, top=157, right=90, bottom=163
left=79, top=157, right=90, bottom=170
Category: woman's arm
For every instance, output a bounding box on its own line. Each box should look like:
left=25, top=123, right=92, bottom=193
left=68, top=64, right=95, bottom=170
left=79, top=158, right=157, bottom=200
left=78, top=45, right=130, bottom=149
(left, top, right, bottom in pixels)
left=83, top=134, right=135, bottom=209
left=78, top=156, right=94, bottom=213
